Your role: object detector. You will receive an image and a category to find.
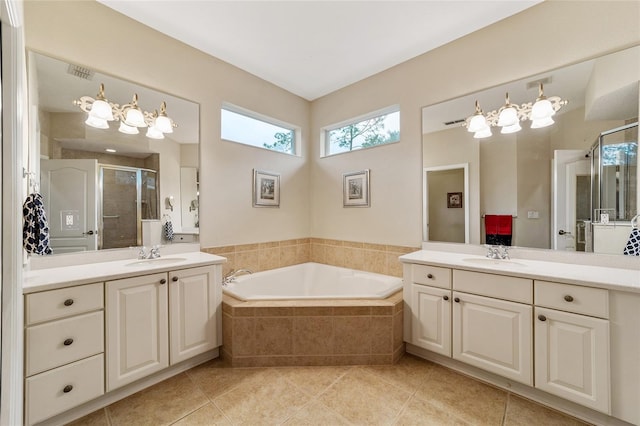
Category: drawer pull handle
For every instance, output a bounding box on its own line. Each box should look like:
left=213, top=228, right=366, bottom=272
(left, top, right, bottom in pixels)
left=454, top=297, right=460, bottom=303
left=63, top=299, right=74, bottom=307
left=443, top=295, right=449, bottom=301
left=159, top=279, right=167, bottom=285
left=538, top=314, right=547, bottom=321
left=172, top=276, right=179, bottom=282
left=564, top=295, right=574, bottom=302
left=63, top=338, right=74, bottom=346
left=427, top=273, right=434, bottom=279
left=63, top=385, right=73, bottom=393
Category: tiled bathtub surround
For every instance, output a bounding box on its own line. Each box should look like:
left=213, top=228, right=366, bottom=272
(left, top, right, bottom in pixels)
left=222, top=291, right=404, bottom=367
left=203, top=238, right=419, bottom=277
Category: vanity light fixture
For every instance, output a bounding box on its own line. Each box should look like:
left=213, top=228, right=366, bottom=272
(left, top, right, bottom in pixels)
left=73, top=83, right=178, bottom=138
left=465, top=83, right=567, bottom=138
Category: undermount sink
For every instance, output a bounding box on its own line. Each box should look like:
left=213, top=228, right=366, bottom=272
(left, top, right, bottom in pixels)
left=126, top=257, right=187, bottom=267
left=462, top=258, right=525, bottom=267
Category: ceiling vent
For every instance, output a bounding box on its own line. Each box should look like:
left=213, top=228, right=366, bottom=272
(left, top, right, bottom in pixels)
left=443, top=118, right=466, bottom=126
left=67, top=64, right=94, bottom=80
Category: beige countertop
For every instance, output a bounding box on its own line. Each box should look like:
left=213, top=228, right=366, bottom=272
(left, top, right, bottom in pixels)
left=400, top=250, right=640, bottom=293
left=23, top=251, right=227, bottom=294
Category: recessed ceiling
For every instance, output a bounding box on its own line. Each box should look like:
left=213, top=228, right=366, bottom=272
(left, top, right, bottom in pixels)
left=98, top=1, right=541, bottom=101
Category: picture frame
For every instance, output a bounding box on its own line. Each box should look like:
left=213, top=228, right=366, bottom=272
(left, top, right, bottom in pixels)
left=447, top=192, right=463, bottom=208
left=253, top=169, right=280, bottom=207
left=343, top=169, right=370, bottom=207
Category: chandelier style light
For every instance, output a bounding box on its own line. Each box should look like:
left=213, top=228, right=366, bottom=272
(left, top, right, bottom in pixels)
left=465, top=84, right=567, bottom=139
left=73, top=83, right=177, bottom=139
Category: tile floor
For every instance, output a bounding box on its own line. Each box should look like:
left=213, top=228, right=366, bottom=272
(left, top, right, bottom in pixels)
left=68, top=355, right=589, bottom=426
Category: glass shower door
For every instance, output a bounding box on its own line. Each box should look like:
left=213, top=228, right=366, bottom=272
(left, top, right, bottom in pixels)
left=100, top=167, right=139, bottom=249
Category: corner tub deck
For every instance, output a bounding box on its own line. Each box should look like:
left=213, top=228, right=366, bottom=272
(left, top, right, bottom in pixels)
left=221, top=264, right=404, bottom=367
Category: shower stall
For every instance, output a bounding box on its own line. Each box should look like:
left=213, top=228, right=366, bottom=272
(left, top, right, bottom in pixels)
left=99, top=165, right=159, bottom=249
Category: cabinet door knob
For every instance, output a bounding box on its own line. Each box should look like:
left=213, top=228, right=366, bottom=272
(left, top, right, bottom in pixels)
left=443, top=295, right=449, bottom=301
left=172, top=276, right=179, bottom=282
left=538, top=314, right=547, bottom=321
left=454, top=297, right=460, bottom=303
left=564, top=295, right=574, bottom=302
left=63, top=338, right=74, bottom=346
left=63, top=385, right=73, bottom=393
left=427, top=273, right=434, bottom=279
left=64, top=299, right=74, bottom=307
left=159, top=279, right=167, bottom=285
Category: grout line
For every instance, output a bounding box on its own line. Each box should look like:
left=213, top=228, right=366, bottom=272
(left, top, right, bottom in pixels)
left=502, top=392, right=511, bottom=426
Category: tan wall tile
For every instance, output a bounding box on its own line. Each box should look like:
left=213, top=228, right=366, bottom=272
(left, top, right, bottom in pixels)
left=363, top=243, right=386, bottom=251
left=293, top=307, right=334, bottom=316
left=293, top=317, right=334, bottom=355
left=280, top=245, right=297, bottom=267
left=371, top=316, right=393, bottom=355
left=296, top=238, right=310, bottom=244
left=232, top=317, right=255, bottom=356
left=279, top=239, right=298, bottom=247
left=343, top=241, right=364, bottom=248
left=235, top=250, right=259, bottom=273
left=254, top=307, right=294, bottom=317
left=323, top=239, right=344, bottom=246
left=333, top=307, right=370, bottom=316
left=371, top=306, right=393, bottom=315
left=235, top=243, right=260, bottom=252
left=222, top=313, right=233, bottom=355
left=343, top=247, right=364, bottom=270
left=259, top=247, right=280, bottom=270
left=259, top=241, right=280, bottom=249
left=371, top=354, right=393, bottom=365
left=363, top=250, right=387, bottom=274
left=296, top=243, right=310, bottom=264
left=310, top=244, right=326, bottom=264
left=255, top=317, right=293, bottom=355
left=334, top=316, right=371, bottom=355
left=386, top=253, right=403, bottom=277
left=207, top=245, right=235, bottom=255
left=331, top=355, right=372, bottom=365
left=221, top=253, right=236, bottom=278
left=393, top=312, right=404, bottom=351
left=325, top=245, right=345, bottom=268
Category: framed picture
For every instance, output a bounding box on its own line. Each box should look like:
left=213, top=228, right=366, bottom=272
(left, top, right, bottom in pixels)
left=447, top=192, right=463, bottom=208
left=343, top=169, right=370, bottom=207
left=253, top=169, right=280, bottom=207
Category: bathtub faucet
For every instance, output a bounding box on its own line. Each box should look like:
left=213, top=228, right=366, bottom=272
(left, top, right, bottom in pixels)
left=223, top=268, right=253, bottom=285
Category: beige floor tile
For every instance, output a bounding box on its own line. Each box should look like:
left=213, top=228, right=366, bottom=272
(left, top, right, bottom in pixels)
left=186, top=361, right=267, bottom=399
left=171, top=402, right=232, bottom=426
left=319, top=368, right=411, bottom=425
left=363, top=354, right=437, bottom=393
left=213, top=369, right=311, bottom=424
left=106, top=373, right=209, bottom=426
left=283, top=400, right=352, bottom=425
left=414, top=365, right=507, bottom=425
left=277, top=366, right=351, bottom=397
left=394, top=396, right=471, bottom=426
left=65, top=408, right=109, bottom=426
left=504, top=395, right=589, bottom=426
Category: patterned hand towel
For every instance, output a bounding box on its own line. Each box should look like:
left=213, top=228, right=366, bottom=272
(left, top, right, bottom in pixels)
left=623, top=229, right=640, bottom=256
left=164, top=219, right=174, bottom=241
left=23, top=193, right=53, bottom=255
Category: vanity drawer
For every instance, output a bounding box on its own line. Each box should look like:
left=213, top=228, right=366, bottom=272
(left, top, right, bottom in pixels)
left=26, top=282, right=104, bottom=325
left=25, top=311, right=104, bottom=376
left=25, top=354, right=104, bottom=426
left=412, top=264, right=451, bottom=288
left=535, top=281, right=609, bottom=318
left=453, top=270, right=532, bottom=304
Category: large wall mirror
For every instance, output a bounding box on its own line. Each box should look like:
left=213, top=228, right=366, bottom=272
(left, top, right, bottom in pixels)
left=29, top=51, right=200, bottom=254
left=422, top=46, right=639, bottom=256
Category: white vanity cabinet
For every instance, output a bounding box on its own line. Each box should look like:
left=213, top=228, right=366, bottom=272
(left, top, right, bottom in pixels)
left=452, top=270, right=533, bottom=385
left=106, top=265, right=220, bottom=391
left=24, top=283, right=105, bottom=426
left=534, top=280, right=610, bottom=414
left=409, top=264, right=452, bottom=356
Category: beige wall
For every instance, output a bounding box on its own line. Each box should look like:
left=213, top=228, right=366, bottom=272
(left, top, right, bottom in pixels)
left=310, top=1, right=639, bottom=247
left=24, top=0, right=310, bottom=248
left=25, top=1, right=639, bottom=250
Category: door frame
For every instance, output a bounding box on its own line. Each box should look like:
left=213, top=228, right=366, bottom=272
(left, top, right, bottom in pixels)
left=423, top=163, right=469, bottom=243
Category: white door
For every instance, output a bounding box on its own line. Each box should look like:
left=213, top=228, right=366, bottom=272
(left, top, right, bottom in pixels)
left=169, top=266, right=219, bottom=364
left=534, top=307, right=610, bottom=414
left=411, top=284, right=451, bottom=356
left=453, top=292, right=532, bottom=385
left=106, top=273, right=169, bottom=391
left=40, top=159, right=98, bottom=253
left=552, top=150, right=589, bottom=250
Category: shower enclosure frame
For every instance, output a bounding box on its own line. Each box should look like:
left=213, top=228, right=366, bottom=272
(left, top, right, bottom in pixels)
left=98, top=164, right=160, bottom=250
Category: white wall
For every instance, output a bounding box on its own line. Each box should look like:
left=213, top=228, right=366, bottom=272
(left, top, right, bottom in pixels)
left=310, top=1, right=640, bottom=247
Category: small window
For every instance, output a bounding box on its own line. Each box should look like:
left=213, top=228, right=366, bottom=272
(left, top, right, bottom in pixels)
left=323, top=106, right=400, bottom=157
left=221, top=105, right=298, bottom=155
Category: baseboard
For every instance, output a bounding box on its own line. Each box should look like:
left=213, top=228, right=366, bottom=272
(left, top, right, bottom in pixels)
left=36, top=349, right=219, bottom=426
left=405, top=344, right=634, bottom=426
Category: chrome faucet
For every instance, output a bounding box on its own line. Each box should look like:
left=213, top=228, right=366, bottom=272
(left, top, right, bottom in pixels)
left=223, top=268, right=253, bottom=285
left=485, top=245, right=510, bottom=260
left=138, top=245, right=161, bottom=260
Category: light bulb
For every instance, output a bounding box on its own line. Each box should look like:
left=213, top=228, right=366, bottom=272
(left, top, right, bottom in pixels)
left=497, top=106, right=518, bottom=127
left=531, top=98, right=555, bottom=120
left=154, top=115, right=173, bottom=134
left=124, top=108, right=146, bottom=127
left=89, top=99, right=114, bottom=121
left=468, top=114, right=488, bottom=133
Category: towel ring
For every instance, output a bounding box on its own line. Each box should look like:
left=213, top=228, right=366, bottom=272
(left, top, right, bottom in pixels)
left=632, top=214, right=639, bottom=229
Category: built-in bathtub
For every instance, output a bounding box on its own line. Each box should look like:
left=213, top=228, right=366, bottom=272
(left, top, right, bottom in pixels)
left=222, top=262, right=404, bottom=367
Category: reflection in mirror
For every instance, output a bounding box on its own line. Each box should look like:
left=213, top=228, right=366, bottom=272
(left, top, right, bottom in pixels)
left=180, top=167, right=199, bottom=231
left=29, top=51, right=200, bottom=254
left=422, top=46, right=639, bottom=255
